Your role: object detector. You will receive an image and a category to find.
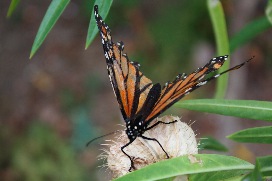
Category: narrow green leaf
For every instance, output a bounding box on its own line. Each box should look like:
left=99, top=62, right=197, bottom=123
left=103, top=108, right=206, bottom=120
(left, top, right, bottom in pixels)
left=199, top=136, right=228, bottom=152
left=30, top=0, right=70, bottom=58
left=242, top=163, right=262, bottom=181
left=85, top=0, right=113, bottom=49
left=230, top=16, right=271, bottom=53
left=7, top=0, right=20, bottom=18
left=228, top=126, right=272, bottom=144
left=114, top=154, right=253, bottom=181
left=257, top=156, right=272, bottom=177
left=242, top=156, right=272, bottom=180
left=175, top=99, right=272, bottom=122
left=266, top=0, right=272, bottom=25
left=207, top=0, right=230, bottom=99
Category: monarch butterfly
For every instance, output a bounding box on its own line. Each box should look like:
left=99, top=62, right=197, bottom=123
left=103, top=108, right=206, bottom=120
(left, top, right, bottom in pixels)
left=93, top=5, right=252, bottom=171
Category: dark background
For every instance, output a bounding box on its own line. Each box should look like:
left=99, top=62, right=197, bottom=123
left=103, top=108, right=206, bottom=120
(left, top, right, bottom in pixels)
left=0, top=0, right=271, bottom=180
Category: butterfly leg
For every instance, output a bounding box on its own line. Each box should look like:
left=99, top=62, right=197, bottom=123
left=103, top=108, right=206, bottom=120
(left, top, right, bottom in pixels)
left=141, top=135, right=170, bottom=159
left=121, top=141, right=135, bottom=172
left=146, top=119, right=178, bottom=131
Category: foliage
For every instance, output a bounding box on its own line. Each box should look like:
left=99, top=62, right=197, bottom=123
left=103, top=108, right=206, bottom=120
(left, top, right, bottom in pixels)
left=6, top=0, right=20, bottom=18
left=30, top=0, right=70, bottom=58
left=207, top=0, right=230, bottom=98
left=198, top=136, right=228, bottom=152
left=115, top=154, right=253, bottom=181
left=176, top=99, right=272, bottom=122
left=0, top=123, right=89, bottom=181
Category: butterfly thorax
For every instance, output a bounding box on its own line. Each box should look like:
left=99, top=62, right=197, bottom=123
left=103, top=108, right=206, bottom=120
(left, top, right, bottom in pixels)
left=125, top=119, right=146, bottom=141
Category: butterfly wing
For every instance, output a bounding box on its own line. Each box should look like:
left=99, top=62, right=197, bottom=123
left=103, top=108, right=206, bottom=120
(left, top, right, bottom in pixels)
left=145, top=56, right=229, bottom=122
left=94, top=6, right=161, bottom=122
left=145, top=55, right=253, bottom=123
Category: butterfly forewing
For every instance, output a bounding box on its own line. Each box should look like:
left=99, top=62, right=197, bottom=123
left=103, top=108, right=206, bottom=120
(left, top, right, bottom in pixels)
left=145, top=56, right=227, bottom=122
left=95, top=7, right=155, bottom=122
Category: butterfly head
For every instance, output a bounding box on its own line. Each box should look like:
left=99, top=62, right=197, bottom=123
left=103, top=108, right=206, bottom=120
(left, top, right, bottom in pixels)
left=125, top=119, right=146, bottom=141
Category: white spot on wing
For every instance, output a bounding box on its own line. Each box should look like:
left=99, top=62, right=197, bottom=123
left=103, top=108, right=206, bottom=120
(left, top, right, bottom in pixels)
left=105, top=52, right=109, bottom=59
left=196, top=81, right=207, bottom=86
left=185, top=88, right=192, bottom=92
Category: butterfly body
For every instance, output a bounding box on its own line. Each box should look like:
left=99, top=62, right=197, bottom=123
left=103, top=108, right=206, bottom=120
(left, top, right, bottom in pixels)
left=93, top=5, right=253, bottom=171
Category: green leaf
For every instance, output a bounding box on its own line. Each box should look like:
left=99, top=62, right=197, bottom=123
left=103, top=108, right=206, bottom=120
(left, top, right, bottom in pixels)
left=257, top=156, right=272, bottom=177
left=242, top=166, right=262, bottom=181
left=243, top=156, right=272, bottom=180
left=230, top=16, right=271, bottom=53
left=85, top=0, right=113, bottom=49
left=266, top=0, right=272, bottom=25
left=7, top=0, right=20, bottom=18
left=175, top=99, right=272, bottom=122
left=199, top=136, right=228, bottom=152
left=114, top=154, right=253, bottom=181
left=207, top=0, right=230, bottom=99
left=30, top=0, right=70, bottom=58
left=227, top=126, right=272, bottom=144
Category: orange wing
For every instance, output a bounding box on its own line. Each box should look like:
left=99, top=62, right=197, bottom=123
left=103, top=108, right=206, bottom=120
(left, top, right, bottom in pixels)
left=145, top=56, right=228, bottom=122
left=95, top=6, right=157, bottom=120
left=145, top=55, right=253, bottom=123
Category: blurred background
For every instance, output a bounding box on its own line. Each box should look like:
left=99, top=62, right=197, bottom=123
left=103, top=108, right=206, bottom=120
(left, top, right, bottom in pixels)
left=0, top=0, right=271, bottom=180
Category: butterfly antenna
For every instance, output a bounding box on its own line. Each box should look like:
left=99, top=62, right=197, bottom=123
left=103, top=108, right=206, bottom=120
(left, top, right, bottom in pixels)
left=86, top=130, right=121, bottom=147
